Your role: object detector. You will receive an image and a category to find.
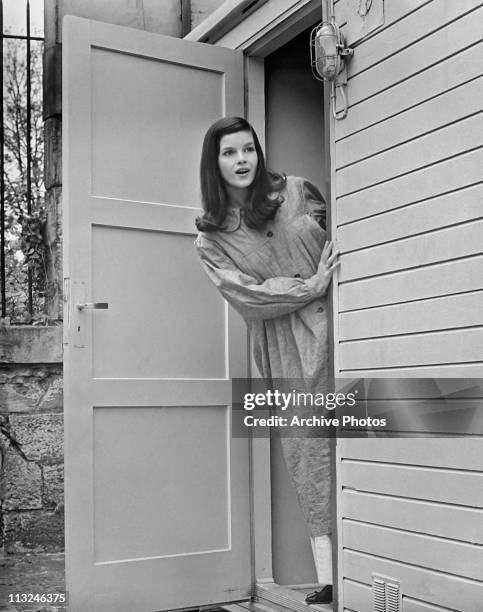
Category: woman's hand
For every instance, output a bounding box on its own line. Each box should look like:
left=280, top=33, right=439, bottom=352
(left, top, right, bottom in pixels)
left=308, top=240, right=341, bottom=296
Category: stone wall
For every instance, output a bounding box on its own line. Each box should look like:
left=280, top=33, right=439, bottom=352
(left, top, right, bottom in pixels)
left=0, top=327, right=63, bottom=553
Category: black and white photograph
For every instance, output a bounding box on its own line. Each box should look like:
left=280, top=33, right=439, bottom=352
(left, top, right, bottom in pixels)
left=0, top=1, right=482, bottom=611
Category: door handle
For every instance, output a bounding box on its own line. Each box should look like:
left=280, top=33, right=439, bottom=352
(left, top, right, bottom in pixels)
left=76, top=302, right=109, bottom=310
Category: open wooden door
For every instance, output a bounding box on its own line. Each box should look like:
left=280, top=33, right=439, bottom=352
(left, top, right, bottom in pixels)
left=63, top=17, right=251, bottom=612
left=329, top=1, right=483, bottom=610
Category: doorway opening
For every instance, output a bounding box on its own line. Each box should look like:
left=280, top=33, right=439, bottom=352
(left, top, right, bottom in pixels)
left=264, top=24, right=332, bottom=595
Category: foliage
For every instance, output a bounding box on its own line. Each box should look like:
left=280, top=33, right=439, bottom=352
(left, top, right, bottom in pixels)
left=2, top=38, right=46, bottom=323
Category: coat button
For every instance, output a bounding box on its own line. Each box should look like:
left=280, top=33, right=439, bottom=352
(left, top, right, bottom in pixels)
left=317, top=307, right=324, bottom=313
left=294, top=273, right=301, bottom=278
left=267, top=231, right=273, bottom=237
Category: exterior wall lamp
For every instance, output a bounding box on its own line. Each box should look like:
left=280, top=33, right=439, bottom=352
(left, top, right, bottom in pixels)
left=310, top=21, right=353, bottom=119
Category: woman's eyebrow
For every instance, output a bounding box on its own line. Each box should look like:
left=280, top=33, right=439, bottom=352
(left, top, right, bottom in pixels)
left=220, top=141, right=254, bottom=152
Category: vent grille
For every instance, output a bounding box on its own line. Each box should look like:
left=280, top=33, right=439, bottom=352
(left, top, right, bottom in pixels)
left=372, top=574, right=401, bottom=612
left=386, top=581, right=401, bottom=612
left=373, top=578, right=386, bottom=612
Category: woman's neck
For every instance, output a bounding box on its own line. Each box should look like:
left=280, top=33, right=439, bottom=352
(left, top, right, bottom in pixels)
left=225, top=185, right=250, bottom=209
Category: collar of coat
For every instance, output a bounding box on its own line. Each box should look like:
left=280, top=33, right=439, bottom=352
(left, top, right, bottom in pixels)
left=222, top=206, right=243, bottom=232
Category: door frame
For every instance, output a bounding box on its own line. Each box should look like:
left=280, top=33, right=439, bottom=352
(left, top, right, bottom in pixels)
left=186, top=0, right=338, bottom=605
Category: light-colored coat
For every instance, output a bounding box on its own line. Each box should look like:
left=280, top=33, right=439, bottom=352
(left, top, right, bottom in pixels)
left=196, top=176, right=332, bottom=536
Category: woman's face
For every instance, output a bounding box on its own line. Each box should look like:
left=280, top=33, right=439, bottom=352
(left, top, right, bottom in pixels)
left=217, top=130, right=258, bottom=192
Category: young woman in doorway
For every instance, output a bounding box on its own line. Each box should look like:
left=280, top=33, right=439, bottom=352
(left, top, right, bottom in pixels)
left=195, top=117, right=339, bottom=605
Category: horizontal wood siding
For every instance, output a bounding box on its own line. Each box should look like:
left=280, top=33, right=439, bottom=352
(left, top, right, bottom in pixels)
left=341, top=488, right=483, bottom=544
left=333, top=1, right=483, bottom=375
left=336, top=76, right=483, bottom=169
left=337, top=112, right=483, bottom=195
left=337, top=2, right=483, bottom=108
left=343, top=580, right=372, bottom=612
left=343, top=521, right=483, bottom=581
left=333, top=1, right=483, bottom=610
left=338, top=184, right=483, bottom=250
left=343, top=548, right=482, bottom=611
left=339, top=292, right=483, bottom=340
left=338, top=147, right=483, bottom=224
left=341, top=460, right=483, bottom=507
left=341, top=439, right=483, bottom=469
left=339, top=256, right=483, bottom=311
left=335, top=40, right=483, bottom=140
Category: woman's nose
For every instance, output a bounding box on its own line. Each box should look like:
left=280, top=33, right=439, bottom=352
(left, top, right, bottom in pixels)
left=237, top=151, right=247, bottom=163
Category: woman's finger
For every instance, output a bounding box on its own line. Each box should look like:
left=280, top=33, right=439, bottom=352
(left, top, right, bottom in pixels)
left=321, top=240, right=333, bottom=261
left=327, top=250, right=340, bottom=265
left=328, top=260, right=341, bottom=273
left=322, top=248, right=339, bottom=267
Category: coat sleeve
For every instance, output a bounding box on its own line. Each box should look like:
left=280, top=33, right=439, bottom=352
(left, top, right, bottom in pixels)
left=195, top=238, right=321, bottom=321
left=301, top=178, right=327, bottom=230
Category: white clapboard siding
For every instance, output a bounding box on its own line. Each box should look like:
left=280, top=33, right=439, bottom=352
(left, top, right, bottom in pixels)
left=336, top=40, right=483, bottom=140
left=338, top=327, right=483, bottom=370
left=334, top=0, right=428, bottom=43
left=339, top=255, right=483, bottom=311
left=341, top=439, right=483, bottom=470
left=339, top=363, right=483, bottom=377
left=363, top=402, right=482, bottom=436
left=338, top=184, right=483, bottom=250
left=334, top=3, right=483, bottom=610
left=343, top=550, right=483, bottom=611
left=340, top=461, right=483, bottom=506
left=344, top=521, right=483, bottom=582
left=341, top=490, right=483, bottom=544
left=402, top=599, right=457, bottom=612
left=337, top=4, right=483, bottom=108
left=336, top=76, right=483, bottom=168
left=357, top=377, right=481, bottom=398
left=336, top=112, right=483, bottom=196
left=343, top=580, right=372, bottom=612
left=339, top=220, right=482, bottom=282
left=339, top=291, right=483, bottom=340
left=342, top=596, right=457, bottom=612
left=338, top=1, right=482, bottom=75
left=338, top=147, right=483, bottom=224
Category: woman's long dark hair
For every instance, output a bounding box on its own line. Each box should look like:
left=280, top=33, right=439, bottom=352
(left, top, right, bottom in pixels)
left=196, top=117, right=285, bottom=232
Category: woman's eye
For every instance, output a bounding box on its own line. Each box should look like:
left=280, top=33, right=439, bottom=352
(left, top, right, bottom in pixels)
left=223, top=150, right=234, bottom=156
left=244, top=146, right=255, bottom=152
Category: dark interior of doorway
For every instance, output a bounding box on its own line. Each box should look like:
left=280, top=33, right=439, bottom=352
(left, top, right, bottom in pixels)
left=264, top=24, right=328, bottom=587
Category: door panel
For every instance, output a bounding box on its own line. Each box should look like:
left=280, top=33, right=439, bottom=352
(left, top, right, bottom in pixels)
left=91, top=225, right=226, bottom=378
left=90, top=46, right=225, bottom=204
left=93, top=405, right=230, bottom=562
left=63, top=17, right=249, bottom=612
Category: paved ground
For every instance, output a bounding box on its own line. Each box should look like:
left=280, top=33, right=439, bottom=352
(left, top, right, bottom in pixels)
left=0, top=554, right=327, bottom=612
left=0, top=554, right=66, bottom=612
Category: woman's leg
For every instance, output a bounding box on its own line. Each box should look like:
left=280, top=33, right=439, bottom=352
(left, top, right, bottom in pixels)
left=310, top=534, right=332, bottom=584
left=280, top=436, right=333, bottom=601
left=280, top=437, right=332, bottom=538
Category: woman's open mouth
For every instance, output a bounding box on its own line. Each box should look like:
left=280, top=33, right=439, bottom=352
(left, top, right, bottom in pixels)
left=236, top=168, right=250, bottom=175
